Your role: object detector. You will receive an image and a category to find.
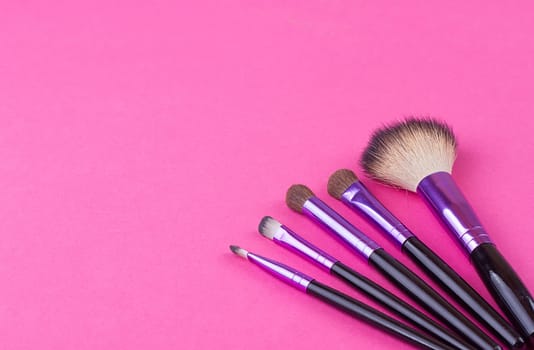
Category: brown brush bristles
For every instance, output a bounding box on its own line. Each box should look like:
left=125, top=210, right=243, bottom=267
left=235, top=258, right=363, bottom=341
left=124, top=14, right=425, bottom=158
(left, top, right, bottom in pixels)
left=285, top=184, right=315, bottom=213
left=327, top=169, right=359, bottom=199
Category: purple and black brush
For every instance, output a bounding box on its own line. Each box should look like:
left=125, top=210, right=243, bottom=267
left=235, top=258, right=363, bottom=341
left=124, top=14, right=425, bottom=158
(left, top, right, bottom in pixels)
left=230, top=245, right=455, bottom=350
left=360, top=118, right=534, bottom=344
left=327, top=169, right=523, bottom=348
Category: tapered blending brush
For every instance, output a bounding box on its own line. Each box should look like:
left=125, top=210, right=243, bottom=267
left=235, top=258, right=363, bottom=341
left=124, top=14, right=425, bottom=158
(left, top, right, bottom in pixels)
left=229, top=245, right=456, bottom=350
left=360, top=118, right=534, bottom=344
left=328, top=169, right=524, bottom=348
left=286, top=185, right=501, bottom=350
left=258, top=216, right=475, bottom=350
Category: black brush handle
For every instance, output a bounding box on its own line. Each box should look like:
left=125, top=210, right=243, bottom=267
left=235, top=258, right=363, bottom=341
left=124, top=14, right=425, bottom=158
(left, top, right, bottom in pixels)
left=471, top=243, right=534, bottom=344
left=306, top=280, right=455, bottom=350
left=330, top=262, right=474, bottom=350
left=402, top=237, right=525, bottom=349
left=368, top=249, right=501, bottom=350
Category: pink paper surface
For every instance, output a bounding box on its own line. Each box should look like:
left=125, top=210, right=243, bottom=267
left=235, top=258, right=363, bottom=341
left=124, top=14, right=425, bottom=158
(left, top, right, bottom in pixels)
left=1, top=1, right=534, bottom=349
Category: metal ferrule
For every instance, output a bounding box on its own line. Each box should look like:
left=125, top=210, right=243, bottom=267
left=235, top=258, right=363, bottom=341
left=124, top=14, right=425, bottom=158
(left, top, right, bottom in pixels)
left=341, top=181, right=414, bottom=247
left=247, top=251, right=314, bottom=292
left=302, top=197, right=381, bottom=261
left=417, top=171, right=493, bottom=254
left=273, top=224, right=339, bottom=272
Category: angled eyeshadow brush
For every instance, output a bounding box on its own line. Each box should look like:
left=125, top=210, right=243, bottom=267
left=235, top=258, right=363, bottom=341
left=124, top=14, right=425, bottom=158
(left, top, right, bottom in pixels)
left=360, top=118, right=534, bottom=344
left=327, top=169, right=523, bottom=348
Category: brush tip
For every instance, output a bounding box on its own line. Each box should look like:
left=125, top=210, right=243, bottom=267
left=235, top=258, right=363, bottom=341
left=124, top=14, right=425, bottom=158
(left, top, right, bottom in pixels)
left=258, top=216, right=281, bottom=240
left=229, top=245, right=248, bottom=259
left=286, top=184, right=315, bottom=213
left=327, top=169, right=358, bottom=199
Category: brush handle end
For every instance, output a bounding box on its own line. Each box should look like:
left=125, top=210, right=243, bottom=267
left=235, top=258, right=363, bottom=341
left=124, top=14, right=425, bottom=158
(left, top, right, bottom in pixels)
left=368, top=248, right=501, bottom=350
left=306, top=280, right=455, bottom=350
left=471, top=243, right=534, bottom=344
left=402, top=237, right=524, bottom=348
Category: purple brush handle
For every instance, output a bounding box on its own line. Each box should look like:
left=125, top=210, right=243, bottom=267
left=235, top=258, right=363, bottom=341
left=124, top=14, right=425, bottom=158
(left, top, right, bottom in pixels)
left=417, top=171, right=534, bottom=341
left=302, top=197, right=381, bottom=261
left=341, top=181, right=414, bottom=247
left=247, top=251, right=313, bottom=292
left=417, top=172, right=492, bottom=254
left=273, top=224, right=339, bottom=272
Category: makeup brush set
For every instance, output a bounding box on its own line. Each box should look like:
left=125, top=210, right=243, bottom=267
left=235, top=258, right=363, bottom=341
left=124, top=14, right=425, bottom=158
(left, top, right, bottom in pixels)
left=230, top=118, right=534, bottom=349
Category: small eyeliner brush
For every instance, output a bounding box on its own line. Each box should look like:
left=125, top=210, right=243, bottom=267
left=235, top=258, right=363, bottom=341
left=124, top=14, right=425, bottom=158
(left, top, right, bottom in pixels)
left=230, top=245, right=456, bottom=350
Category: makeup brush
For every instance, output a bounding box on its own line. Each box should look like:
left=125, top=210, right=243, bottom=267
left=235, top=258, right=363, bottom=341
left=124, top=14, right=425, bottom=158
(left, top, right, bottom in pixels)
left=360, top=118, right=534, bottom=344
left=327, top=169, right=524, bottom=348
left=258, top=216, right=475, bottom=350
left=286, top=185, right=501, bottom=350
left=229, top=245, right=456, bottom=350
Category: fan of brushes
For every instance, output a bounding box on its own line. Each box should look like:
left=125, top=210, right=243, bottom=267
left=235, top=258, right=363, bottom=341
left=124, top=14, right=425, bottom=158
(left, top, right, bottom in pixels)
left=230, top=117, right=534, bottom=350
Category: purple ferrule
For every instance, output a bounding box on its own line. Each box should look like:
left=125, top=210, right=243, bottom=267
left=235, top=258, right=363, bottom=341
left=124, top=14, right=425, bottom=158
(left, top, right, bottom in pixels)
left=341, top=181, right=414, bottom=247
left=302, top=197, right=381, bottom=261
left=417, top=172, right=493, bottom=254
left=246, top=251, right=313, bottom=292
left=273, top=224, right=339, bottom=272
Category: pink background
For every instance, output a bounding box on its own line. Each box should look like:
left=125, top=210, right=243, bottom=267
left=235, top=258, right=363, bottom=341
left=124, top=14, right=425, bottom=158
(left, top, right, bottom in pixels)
left=1, top=1, right=534, bottom=349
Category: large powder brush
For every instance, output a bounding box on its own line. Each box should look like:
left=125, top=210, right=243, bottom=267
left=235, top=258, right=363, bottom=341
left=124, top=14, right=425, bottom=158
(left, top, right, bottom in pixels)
left=360, top=118, right=534, bottom=343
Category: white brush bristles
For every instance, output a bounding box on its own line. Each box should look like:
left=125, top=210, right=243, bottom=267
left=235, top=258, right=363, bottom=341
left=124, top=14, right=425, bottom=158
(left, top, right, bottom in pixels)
left=230, top=245, right=249, bottom=259
left=361, top=118, right=457, bottom=192
left=258, top=216, right=281, bottom=240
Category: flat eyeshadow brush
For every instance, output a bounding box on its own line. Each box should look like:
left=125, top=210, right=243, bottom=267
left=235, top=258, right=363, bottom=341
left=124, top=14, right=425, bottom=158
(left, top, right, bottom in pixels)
left=229, top=245, right=456, bottom=350
left=360, top=118, right=534, bottom=344
left=286, top=184, right=501, bottom=350
left=258, top=216, right=475, bottom=350
left=327, top=169, right=524, bottom=349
